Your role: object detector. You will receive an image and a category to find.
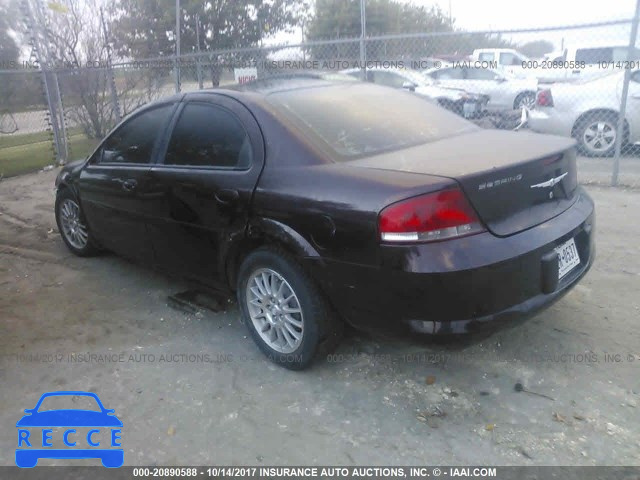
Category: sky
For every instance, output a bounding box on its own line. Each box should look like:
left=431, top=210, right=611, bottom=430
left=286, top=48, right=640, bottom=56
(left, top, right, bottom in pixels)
left=422, top=0, right=636, bottom=30
left=266, top=0, right=639, bottom=53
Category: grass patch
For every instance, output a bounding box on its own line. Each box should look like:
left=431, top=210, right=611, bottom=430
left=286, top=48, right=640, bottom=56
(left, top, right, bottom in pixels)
left=0, top=127, right=83, bottom=149
left=0, top=133, right=100, bottom=178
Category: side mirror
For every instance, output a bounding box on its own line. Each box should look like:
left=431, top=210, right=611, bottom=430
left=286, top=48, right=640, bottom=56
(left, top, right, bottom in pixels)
left=24, top=409, right=34, bottom=414
left=402, top=81, right=417, bottom=92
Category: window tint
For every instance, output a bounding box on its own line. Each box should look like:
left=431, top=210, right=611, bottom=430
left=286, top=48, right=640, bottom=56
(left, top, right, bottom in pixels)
left=371, top=71, right=406, bottom=88
left=100, top=105, right=173, bottom=164
left=575, top=48, right=613, bottom=63
left=466, top=68, right=498, bottom=80
left=436, top=68, right=464, bottom=80
left=165, top=103, right=251, bottom=168
left=499, top=52, right=520, bottom=66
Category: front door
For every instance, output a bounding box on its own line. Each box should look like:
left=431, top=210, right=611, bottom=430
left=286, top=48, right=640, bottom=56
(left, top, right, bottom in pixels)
left=78, top=103, right=176, bottom=263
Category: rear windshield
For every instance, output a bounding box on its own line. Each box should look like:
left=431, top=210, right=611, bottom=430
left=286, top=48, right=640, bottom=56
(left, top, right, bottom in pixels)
left=267, top=83, right=477, bottom=159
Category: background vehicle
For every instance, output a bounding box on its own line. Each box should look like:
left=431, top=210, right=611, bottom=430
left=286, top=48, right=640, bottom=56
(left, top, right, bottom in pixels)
left=342, top=67, right=488, bottom=118
left=54, top=78, right=594, bottom=370
left=424, top=66, right=537, bottom=110
left=538, top=44, right=640, bottom=82
left=472, top=48, right=531, bottom=78
left=528, top=69, right=640, bottom=156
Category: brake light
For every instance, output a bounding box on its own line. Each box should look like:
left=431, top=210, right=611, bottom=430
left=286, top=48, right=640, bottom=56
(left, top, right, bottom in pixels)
left=379, top=188, right=485, bottom=243
left=536, top=89, right=554, bottom=107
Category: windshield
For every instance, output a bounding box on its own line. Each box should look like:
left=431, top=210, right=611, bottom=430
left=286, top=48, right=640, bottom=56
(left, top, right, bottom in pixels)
left=267, top=83, right=477, bottom=159
left=401, top=69, right=433, bottom=86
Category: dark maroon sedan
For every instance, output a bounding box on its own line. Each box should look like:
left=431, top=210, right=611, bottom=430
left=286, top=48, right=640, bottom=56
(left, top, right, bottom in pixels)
left=55, top=77, right=595, bottom=369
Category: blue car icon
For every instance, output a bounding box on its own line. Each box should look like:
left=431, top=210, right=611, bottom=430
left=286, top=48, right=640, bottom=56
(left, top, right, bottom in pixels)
left=16, top=391, right=123, bottom=468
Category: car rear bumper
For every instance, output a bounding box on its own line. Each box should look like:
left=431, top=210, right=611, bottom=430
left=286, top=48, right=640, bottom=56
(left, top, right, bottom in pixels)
left=308, top=187, right=595, bottom=336
left=528, top=108, right=575, bottom=137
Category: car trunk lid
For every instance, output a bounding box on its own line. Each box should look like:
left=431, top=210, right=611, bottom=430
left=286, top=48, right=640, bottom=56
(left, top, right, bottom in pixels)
left=347, top=130, right=578, bottom=237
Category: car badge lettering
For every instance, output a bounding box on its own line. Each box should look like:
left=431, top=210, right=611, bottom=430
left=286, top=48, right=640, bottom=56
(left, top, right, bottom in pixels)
left=478, top=173, right=523, bottom=190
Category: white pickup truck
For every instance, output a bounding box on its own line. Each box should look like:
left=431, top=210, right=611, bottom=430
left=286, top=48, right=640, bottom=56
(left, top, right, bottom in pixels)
left=472, top=46, right=640, bottom=83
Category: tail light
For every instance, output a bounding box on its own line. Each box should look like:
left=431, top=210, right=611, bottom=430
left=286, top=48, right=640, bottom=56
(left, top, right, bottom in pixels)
left=536, top=89, right=554, bottom=107
left=378, top=187, right=485, bottom=243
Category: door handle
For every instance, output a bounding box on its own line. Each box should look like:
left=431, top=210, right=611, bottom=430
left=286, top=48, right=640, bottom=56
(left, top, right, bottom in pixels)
left=122, top=179, right=137, bottom=192
left=214, top=189, right=239, bottom=205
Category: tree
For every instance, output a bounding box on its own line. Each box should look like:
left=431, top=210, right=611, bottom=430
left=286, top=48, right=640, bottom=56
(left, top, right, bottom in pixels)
left=519, top=40, right=555, bottom=59
left=0, top=1, right=20, bottom=66
left=306, top=0, right=512, bottom=63
left=109, top=0, right=305, bottom=85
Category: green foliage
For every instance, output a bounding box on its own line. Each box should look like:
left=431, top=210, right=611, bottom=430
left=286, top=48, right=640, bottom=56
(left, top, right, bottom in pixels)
left=110, top=0, right=306, bottom=59
left=519, top=40, right=555, bottom=58
left=306, top=0, right=513, bottom=62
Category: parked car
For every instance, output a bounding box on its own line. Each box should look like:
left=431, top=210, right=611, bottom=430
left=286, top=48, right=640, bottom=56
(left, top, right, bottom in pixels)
left=342, top=67, right=488, bottom=118
left=537, top=44, right=640, bottom=82
left=424, top=65, right=537, bottom=110
left=472, top=48, right=531, bottom=78
left=528, top=69, right=640, bottom=156
left=55, top=78, right=594, bottom=369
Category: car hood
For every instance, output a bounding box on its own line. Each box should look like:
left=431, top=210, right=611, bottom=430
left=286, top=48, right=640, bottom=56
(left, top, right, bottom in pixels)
left=16, top=410, right=123, bottom=427
left=415, top=85, right=470, bottom=100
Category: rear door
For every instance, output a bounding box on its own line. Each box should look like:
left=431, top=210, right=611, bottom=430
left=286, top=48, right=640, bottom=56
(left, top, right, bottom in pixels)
left=78, top=103, right=176, bottom=262
left=146, top=94, right=265, bottom=287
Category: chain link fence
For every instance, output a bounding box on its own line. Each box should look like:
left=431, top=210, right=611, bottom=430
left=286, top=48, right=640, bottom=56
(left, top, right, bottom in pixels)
left=2, top=17, right=640, bottom=186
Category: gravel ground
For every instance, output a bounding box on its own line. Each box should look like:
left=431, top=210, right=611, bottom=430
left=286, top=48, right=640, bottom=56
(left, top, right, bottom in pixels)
left=0, top=168, right=639, bottom=466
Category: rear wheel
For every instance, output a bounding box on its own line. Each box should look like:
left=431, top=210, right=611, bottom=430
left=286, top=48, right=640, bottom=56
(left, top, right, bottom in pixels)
left=575, top=112, right=621, bottom=157
left=237, top=247, right=341, bottom=370
left=513, top=91, right=536, bottom=110
left=55, top=189, right=98, bottom=256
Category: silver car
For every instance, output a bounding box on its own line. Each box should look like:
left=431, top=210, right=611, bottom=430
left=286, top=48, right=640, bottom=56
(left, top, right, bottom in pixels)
left=342, top=67, right=489, bottom=118
left=528, top=70, right=640, bottom=157
left=424, top=66, right=538, bottom=111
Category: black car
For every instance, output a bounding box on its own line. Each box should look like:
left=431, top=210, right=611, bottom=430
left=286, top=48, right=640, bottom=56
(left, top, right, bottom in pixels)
left=55, top=77, right=595, bottom=369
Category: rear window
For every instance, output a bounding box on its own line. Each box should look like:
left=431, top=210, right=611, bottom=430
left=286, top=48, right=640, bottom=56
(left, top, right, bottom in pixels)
left=267, top=83, right=476, bottom=159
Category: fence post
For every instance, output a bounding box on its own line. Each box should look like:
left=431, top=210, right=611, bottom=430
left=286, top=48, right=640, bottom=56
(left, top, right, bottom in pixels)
left=196, top=14, right=203, bottom=89
left=359, top=0, right=366, bottom=77
left=101, top=7, right=121, bottom=123
left=612, top=0, right=640, bottom=186
left=174, top=0, right=181, bottom=93
left=51, top=71, right=69, bottom=162
left=22, top=0, right=65, bottom=166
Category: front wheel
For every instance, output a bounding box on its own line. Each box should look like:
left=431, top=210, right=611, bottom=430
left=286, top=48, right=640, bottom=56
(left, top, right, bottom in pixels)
left=237, top=247, right=341, bottom=370
left=55, top=189, right=98, bottom=256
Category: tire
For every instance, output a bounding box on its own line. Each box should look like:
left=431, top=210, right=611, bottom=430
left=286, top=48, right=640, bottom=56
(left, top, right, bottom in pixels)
left=575, top=112, right=621, bottom=157
left=55, top=188, right=99, bottom=256
left=513, top=91, right=536, bottom=110
left=237, top=246, right=342, bottom=370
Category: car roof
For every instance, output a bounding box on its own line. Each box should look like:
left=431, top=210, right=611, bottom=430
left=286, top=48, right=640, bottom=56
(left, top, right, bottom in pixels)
left=183, top=76, right=353, bottom=98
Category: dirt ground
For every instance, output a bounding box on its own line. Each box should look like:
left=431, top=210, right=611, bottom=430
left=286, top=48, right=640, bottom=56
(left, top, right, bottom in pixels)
left=0, top=168, right=639, bottom=467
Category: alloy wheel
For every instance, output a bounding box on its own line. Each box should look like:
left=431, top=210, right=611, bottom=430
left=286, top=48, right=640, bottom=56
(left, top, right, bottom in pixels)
left=583, top=120, right=616, bottom=154
left=59, top=198, right=89, bottom=249
left=246, top=268, right=304, bottom=354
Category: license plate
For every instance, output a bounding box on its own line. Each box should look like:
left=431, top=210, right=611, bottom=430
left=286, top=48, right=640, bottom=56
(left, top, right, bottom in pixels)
left=555, top=238, right=580, bottom=279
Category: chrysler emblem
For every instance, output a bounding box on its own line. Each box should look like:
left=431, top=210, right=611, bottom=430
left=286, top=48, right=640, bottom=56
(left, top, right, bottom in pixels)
left=530, top=172, right=568, bottom=189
